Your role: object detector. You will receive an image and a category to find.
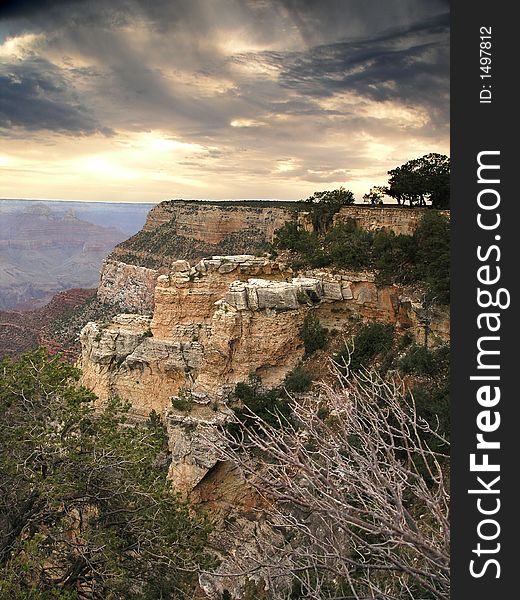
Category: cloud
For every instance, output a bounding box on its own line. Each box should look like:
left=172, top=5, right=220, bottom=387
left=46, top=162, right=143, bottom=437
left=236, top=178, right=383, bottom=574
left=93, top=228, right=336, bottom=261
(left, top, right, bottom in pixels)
left=237, top=13, right=449, bottom=123
left=0, top=0, right=449, bottom=201
left=0, top=57, right=110, bottom=134
left=0, top=0, right=87, bottom=20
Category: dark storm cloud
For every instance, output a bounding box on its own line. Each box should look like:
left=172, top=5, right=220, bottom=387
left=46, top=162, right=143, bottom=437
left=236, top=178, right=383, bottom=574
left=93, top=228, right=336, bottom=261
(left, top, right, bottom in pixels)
left=0, top=0, right=449, bottom=136
left=0, top=0, right=450, bottom=199
left=237, top=13, right=449, bottom=122
left=0, top=58, right=109, bottom=133
left=0, top=0, right=85, bottom=20
left=1, top=0, right=449, bottom=38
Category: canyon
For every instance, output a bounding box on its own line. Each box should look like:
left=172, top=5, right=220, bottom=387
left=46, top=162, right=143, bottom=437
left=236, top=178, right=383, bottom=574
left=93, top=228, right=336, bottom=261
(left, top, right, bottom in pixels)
left=0, top=199, right=449, bottom=598
left=81, top=200, right=450, bottom=483
left=0, top=288, right=96, bottom=359
left=74, top=200, right=450, bottom=597
left=0, top=201, right=151, bottom=310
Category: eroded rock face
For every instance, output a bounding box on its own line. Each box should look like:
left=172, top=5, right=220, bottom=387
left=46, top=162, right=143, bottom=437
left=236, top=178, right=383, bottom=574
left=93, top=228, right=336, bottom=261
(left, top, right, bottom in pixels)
left=79, top=252, right=451, bottom=598
left=97, top=260, right=159, bottom=312
left=334, top=205, right=450, bottom=235
left=100, top=200, right=448, bottom=307
left=80, top=255, right=450, bottom=498
left=141, top=201, right=295, bottom=245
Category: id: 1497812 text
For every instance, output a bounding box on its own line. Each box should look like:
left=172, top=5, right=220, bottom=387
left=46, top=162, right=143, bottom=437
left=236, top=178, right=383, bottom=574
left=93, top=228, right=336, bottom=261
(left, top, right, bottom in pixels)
left=479, top=26, right=492, bottom=104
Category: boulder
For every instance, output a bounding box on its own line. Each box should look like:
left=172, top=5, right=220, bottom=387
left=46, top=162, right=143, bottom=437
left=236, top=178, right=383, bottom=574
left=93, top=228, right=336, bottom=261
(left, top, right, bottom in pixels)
left=322, top=281, right=343, bottom=301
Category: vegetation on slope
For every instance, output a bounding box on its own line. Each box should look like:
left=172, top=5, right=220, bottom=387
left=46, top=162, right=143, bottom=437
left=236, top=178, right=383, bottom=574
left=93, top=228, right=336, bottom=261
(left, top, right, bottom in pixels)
left=47, top=294, right=128, bottom=357
left=275, top=210, right=450, bottom=303
left=0, top=350, right=212, bottom=599
left=218, top=362, right=450, bottom=600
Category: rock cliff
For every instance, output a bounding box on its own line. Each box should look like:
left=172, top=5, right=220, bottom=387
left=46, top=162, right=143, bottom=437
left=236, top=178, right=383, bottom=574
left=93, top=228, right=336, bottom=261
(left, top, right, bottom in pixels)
left=80, top=254, right=449, bottom=494
left=77, top=201, right=450, bottom=597
left=98, top=199, right=447, bottom=313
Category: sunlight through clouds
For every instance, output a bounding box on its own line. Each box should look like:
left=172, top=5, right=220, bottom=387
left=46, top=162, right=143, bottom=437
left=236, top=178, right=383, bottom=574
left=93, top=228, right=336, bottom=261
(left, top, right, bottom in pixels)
left=0, top=0, right=449, bottom=202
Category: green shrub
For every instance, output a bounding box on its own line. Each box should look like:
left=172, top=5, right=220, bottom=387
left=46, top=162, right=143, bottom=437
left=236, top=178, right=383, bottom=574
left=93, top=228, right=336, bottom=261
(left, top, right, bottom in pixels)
left=398, top=330, right=414, bottom=350
left=324, top=222, right=373, bottom=270
left=408, top=378, right=450, bottom=446
left=284, top=364, right=313, bottom=393
left=304, top=187, right=355, bottom=233
left=273, top=211, right=450, bottom=306
left=229, top=375, right=293, bottom=436
left=336, top=322, right=395, bottom=371
left=274, top=221, right=319, bottom=254
left=297, top=290, right=311, bottom=305
left=300, top=314, right=328, bottom=355
left=0, top=350, right=211, bottom=596
left=411, top=211, right=450, bottom=303
left=398, top=344, right=450, bottom=377
left=171, top=390, right=193, bottom=412
left=373, top=230, right=416, bottom=285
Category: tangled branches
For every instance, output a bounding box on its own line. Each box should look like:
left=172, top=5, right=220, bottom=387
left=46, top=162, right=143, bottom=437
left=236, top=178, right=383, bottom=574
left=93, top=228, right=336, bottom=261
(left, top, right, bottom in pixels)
left=212, top=361, right=450, bottom=600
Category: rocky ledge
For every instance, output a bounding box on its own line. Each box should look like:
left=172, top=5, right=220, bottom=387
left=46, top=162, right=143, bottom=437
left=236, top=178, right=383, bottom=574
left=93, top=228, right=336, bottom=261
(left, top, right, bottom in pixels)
left=79, top=254, right=449, bottom=495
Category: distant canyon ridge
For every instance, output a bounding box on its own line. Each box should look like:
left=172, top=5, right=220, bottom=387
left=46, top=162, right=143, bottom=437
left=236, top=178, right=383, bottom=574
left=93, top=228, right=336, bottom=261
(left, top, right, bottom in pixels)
left=0, top=200, right=152, bottom=310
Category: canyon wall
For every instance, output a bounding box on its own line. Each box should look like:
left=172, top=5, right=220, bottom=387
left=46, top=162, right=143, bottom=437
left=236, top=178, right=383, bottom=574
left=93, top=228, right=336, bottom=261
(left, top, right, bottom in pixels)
left=80, top=254, right=449, bottom=495
left=99, top=200, right=447, bottom=312
left=79, top=201, right=450, bottom=597
left=141, top=200, right=296, bottom=242
left=335, top=205, right=450, bottom=234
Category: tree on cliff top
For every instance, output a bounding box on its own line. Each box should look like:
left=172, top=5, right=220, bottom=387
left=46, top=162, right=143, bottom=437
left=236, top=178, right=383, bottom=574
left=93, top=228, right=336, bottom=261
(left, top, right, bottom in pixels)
left=386, top=153, right=450, bottom=208
left=0, top=349, right=211, bottom=599
left=304, top=187, right=355, bottom=233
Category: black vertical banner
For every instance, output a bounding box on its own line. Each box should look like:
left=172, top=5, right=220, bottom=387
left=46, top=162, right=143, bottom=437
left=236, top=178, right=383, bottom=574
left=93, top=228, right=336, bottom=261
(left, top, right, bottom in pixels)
left=452, top=2, right=517, bottom=598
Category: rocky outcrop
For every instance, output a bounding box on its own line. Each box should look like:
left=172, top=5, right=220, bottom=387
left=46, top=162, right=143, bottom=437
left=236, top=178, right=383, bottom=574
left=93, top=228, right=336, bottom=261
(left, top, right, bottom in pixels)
left=142, top=200, right=296, bottom=244
left=97, top=260, right=159, bottom=312
left=334, top=205, right=450, bottom=235
left=110, top=201, right=300, bottom=271
left=80, top=254, right=449, bottom=495
left=104, top=200, right=444, bottom=278
left=79, top=314, right=201, bottom=413
left=98, top=200, right=449, bottom=312
left=80, top=257, right=302, bottom=416
left=75, top=199, right=452, bottom=599
left=78, top=247, right=451, bottom=598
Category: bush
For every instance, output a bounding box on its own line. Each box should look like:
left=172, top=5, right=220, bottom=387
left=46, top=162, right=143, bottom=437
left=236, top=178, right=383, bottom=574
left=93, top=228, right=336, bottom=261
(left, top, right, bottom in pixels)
left=336, top=322, right=395, bottom=372
left=324, top=222, right=373, bottom=270
left=398, top=343, right=449, bottom=377
left=373, top=230, right=416, bottom=285
left=409, top=379, right=450, bottom=446
left=273, top=211, right=450, bottom=306
left=411, top=211, right=450, bottom=303
left=230, top=376, right=293, bottom=434
left=0, top=350, right=211, bottom=597
left=399, top=341, right=450, bottom=449
left=398, top=330, right=414, bottom=350
left=284, top=364, right=313, bottom=393
left=300, top=314, right=328, bottom=356
left=171, top=389, right=193, bottom=412
left=274, top=221, right=319, bottom=255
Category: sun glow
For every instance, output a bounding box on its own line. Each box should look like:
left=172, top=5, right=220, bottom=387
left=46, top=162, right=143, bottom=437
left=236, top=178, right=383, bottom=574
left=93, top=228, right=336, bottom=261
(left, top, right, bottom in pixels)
left=0, top=33, right=44, bottom=58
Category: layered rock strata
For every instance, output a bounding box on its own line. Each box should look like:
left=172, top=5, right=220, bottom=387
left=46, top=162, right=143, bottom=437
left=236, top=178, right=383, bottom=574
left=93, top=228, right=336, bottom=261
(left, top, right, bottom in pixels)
left=80, top=254, right=449, bottom=495
left=100, top=200, right=448, bottom=312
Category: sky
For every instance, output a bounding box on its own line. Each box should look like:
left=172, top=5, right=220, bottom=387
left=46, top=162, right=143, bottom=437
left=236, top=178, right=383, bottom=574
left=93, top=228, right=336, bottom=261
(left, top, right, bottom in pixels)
left=0, top=0, right=450, bottom=203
